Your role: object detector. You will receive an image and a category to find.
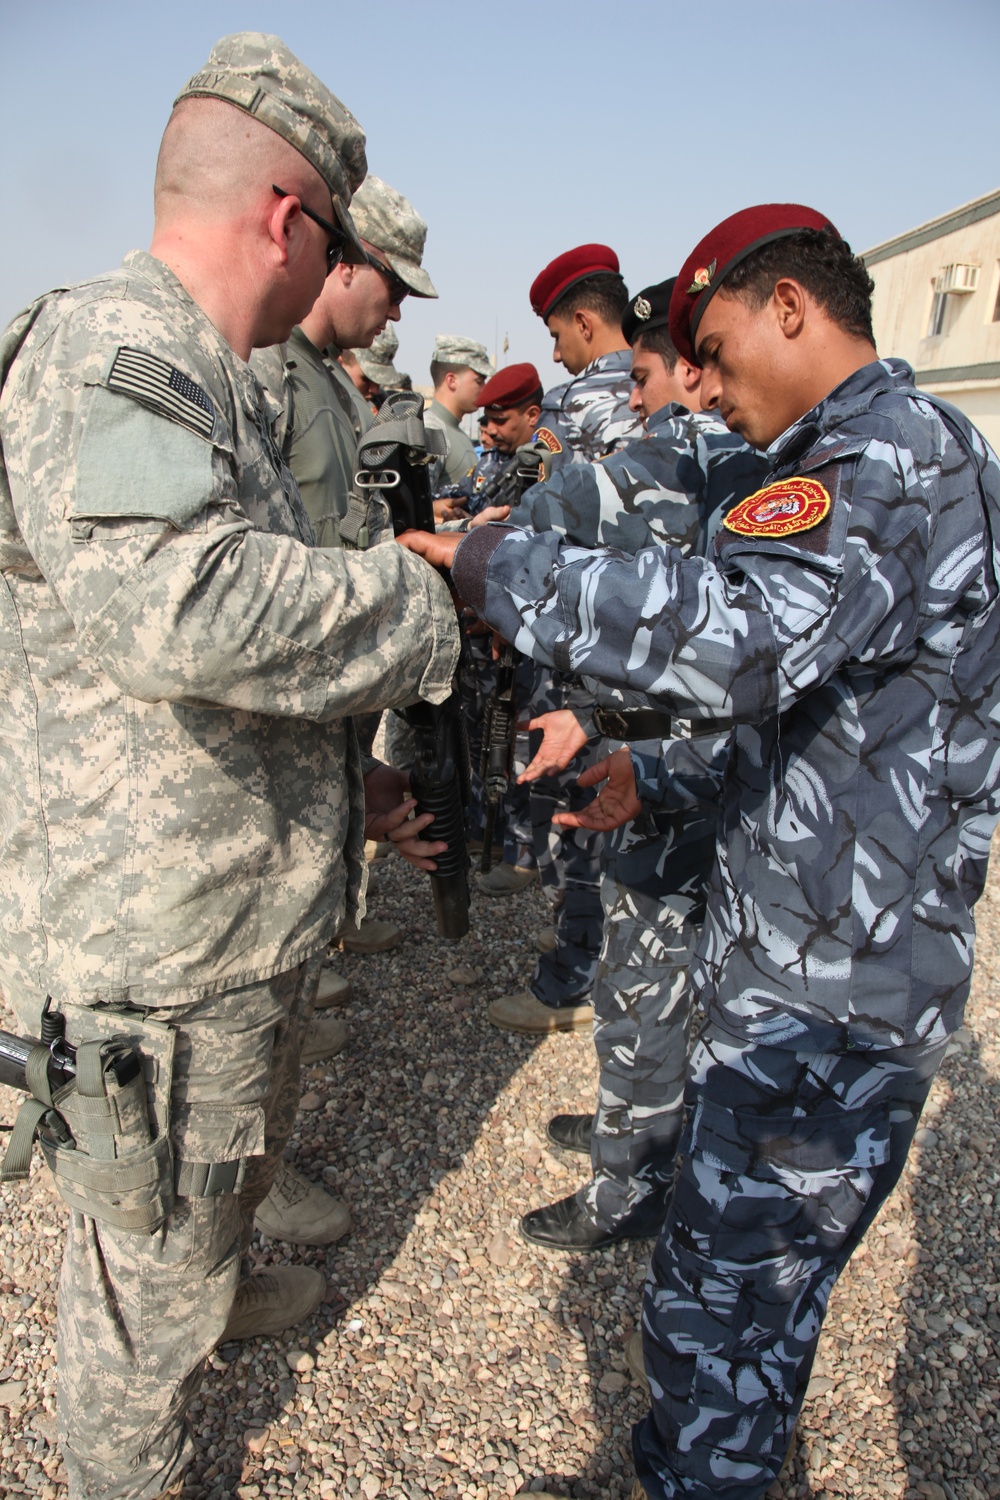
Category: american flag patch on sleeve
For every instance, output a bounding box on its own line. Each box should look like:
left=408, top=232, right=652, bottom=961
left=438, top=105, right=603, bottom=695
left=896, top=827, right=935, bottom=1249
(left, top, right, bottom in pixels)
left=107, top=347, right=216, bottom=439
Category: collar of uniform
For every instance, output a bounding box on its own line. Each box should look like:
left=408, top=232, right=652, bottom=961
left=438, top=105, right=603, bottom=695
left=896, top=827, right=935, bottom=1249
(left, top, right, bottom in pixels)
left=580, top=348, right=633, bottom=379
left=287, top=324, right=326, bottom=367
left=645, top=401, right=691, bottom=433
left=430, top=398, right=461, bottom=430
left=767, top=357, right=915, bottom=467
left=121, top=249, right=261, bottom=411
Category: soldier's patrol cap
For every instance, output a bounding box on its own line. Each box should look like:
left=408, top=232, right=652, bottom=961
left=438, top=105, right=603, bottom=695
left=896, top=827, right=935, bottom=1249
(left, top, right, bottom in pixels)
left=354, top=327, right=401, bottom=387
left=432, top=335, right=493, bottom=379
left=669, top=203, right=839, bottom=363
left=175, top=32, right=368, bottom=263
left=479, top=363, right=544, bottom=412
left=350, top=175, right=439, bottom=298
left=530, top=244, right=620, bottom=320
left=621, top=277, right=677, bottom=345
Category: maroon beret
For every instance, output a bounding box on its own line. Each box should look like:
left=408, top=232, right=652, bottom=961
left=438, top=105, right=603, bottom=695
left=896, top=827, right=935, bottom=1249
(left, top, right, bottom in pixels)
left=530, top=244, right=620, bottom=320
left=479, top=363, right=544, bottom=411
left=668, top=204, right=839, bottom=363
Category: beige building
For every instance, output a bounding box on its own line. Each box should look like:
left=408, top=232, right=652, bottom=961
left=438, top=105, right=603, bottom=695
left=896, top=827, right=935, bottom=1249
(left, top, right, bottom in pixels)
left=864, top=187, right=1000, bottom=450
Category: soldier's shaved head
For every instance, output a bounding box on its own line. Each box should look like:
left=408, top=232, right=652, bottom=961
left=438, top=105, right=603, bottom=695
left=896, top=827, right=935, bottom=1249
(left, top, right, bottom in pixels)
left=154, top=98, right=329, bottom=224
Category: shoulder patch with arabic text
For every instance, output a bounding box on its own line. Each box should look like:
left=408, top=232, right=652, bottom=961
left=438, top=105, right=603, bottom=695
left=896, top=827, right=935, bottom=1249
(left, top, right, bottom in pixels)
left=723, top=476, right=831, bottom=538
left=533, top=426, right=563, bottom=454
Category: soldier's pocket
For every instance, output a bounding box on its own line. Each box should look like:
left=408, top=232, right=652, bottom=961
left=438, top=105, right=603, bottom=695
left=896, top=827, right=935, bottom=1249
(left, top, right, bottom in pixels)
left=145, top=1100, right=267, bottom=1276
left=673, top=1094, right=891, bottom=1265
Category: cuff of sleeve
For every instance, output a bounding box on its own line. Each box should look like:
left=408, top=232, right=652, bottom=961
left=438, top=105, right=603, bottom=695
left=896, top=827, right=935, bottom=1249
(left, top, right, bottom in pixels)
left=630, top=745, right=673, bottom=810
left=415, top=563, right=463, bottom=705
left=451, top=523, right=516, bottom=615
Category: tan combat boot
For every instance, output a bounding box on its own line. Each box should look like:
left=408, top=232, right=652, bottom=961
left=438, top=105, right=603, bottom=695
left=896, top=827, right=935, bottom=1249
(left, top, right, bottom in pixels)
left=220, top=1264, right=326, bottom=1342
left=300, top=1012, right=349, bottom=1064
left=534, top=924, right=557, bottom=953
left=625, top=1329, right=650, bottom=1396
left=315, top=968, right=352, bottom=1009
left=340, top=916, right=401, bottom=953
left=487, top=990, right=593, bottom=1034
left=477, top=862, right=538, bottom=896
left=254, top=1161, right=352, bottom=1246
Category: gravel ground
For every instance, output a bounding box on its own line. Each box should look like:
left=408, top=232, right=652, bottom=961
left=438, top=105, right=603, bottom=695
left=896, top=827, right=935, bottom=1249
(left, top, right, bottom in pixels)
left=1, top=840, right=999, bottom=1500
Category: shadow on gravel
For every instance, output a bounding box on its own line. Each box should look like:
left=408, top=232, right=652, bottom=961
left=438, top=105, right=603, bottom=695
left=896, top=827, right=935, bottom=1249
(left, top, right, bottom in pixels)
left=543, top=1242, right=652, bottom=1500
left=890, top=1028, right=1000, bottom=1500
left=195, top=859, right=549, bottom=1497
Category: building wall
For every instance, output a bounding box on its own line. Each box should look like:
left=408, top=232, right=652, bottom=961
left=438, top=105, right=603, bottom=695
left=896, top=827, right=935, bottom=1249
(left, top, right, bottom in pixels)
left=864, top=189, right=1000, bottom=450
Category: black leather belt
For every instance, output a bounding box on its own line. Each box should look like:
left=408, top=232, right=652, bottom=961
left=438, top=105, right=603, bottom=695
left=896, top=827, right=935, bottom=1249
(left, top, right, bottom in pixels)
left=593, top=707, right=672, bottom=741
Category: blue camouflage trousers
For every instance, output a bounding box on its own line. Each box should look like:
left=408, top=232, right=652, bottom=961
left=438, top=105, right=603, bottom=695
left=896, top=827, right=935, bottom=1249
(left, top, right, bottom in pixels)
left=528, top=665, right=605, bottom=1007
left=633, top=1023, right=947, bottom=1500
left=576, top=873, right=699, bottom=1234
left=10, top=960, right=322, bottom=1500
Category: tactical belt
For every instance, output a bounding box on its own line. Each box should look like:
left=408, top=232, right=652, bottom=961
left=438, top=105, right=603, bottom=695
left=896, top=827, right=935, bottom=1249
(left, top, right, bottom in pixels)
left=594, top=707, right=672, bottom=741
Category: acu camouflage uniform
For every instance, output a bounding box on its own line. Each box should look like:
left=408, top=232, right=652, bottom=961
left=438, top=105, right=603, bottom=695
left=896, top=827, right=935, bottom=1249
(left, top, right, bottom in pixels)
left=250, top=329, right=373, bottom=550
left=517, top=351, right=642, bottom=1008
left=0, top=252, right=458, bottom=1499
left=453, top=358, right=1000, bottom=1498
left=517, top=402, right=766, bottom=1233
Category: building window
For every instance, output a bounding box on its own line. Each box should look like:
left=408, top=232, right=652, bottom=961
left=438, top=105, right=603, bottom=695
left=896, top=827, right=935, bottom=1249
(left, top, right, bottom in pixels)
left=927, top=286, right=947, bottom=337
left=993, top=270, right=1000, bottom=322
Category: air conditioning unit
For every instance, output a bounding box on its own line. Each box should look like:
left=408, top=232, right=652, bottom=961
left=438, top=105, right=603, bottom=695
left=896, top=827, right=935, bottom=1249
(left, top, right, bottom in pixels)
left=938, top=263, right=980, bottom=294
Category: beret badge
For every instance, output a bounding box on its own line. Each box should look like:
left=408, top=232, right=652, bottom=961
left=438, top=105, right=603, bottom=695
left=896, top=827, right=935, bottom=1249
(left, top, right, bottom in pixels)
left=687, top=258, right=717, bottom=295
left=633, top=296, right=652, bottom=321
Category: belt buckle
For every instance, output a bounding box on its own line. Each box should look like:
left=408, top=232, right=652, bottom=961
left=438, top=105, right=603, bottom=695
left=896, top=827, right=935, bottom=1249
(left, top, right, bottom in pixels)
left=597, top=707, right=629, bottom=739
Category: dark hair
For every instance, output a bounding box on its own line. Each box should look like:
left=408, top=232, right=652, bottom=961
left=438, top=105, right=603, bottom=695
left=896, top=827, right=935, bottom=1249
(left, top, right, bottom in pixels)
left=722, top=227, right=875, bottom=344
left=631, top=326, right=679, bottom=372
left=549, top=272, right=629, bottom=326
left=430, top=359, right=471, bottom=385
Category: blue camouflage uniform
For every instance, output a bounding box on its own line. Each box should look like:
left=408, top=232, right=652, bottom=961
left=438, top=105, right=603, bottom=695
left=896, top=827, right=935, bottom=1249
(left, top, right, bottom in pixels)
left=516, top=403, right=766, bottom=1232
left=518, top=349, right=643, bottom=1007
left=451, top=358, right=1000, bottom=1497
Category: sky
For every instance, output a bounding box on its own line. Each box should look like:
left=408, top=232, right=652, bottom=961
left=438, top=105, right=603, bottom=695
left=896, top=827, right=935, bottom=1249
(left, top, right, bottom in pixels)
left=2, top=0, right=1000, bottom=387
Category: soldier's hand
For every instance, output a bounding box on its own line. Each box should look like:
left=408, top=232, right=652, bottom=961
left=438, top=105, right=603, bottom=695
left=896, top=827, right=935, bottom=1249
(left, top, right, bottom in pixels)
left=468, top=504, right=511, bottom=528
left=433, top=497, right=468, bottom=523
left=363, top=765, right=447, bottom=871
left=552, top=747, right=641, bottom=831
left=396, top=528, right=463, bottom=570
left=519, top=710, right=589, bottom=781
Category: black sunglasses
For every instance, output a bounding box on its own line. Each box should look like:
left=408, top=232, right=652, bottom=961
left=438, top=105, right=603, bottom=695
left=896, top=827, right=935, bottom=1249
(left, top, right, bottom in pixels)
left=363, top=250, right=410, bottom=305
left=272, top=185, right=348, bottom=275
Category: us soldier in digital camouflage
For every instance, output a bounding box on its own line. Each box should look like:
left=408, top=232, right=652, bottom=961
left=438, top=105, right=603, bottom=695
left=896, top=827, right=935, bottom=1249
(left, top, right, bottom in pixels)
left=0, top=33, right=458, bottom=1500
left=246, top=173, right=439, bottom=1250
left=510, top=278, right=767, bottom=1253
left=252, top=172, right=438, bottom=550
left=345, top=324, right=404, bottom=403
left=398, top=203, right=1000, bottom=1500
left=424, top=333, right=493, bottom=487
left=482, top=246, right=643, bottom=1037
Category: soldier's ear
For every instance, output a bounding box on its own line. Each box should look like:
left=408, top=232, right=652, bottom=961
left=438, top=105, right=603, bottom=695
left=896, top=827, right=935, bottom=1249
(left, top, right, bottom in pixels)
left=574, top=308, right=593, bottom=343
left=772, top=278, right=807, bottom=340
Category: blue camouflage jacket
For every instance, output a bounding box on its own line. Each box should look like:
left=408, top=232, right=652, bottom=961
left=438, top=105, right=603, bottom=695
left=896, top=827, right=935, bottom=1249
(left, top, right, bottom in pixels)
left=512, top=403, right=766, bottom=906
left=452, top=359, right=1000, bottom=1050
left=535, top=349, right=642, bottom=468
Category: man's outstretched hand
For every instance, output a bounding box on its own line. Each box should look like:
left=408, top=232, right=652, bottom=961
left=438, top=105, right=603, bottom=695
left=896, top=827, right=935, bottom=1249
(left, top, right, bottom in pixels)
left=363, top=763, right=447, bottom=872
left=396, top=528, right=463, bottom=569
left=519, top=709, right=589, bottom=782
left=552, top=747, right=641, bottom=832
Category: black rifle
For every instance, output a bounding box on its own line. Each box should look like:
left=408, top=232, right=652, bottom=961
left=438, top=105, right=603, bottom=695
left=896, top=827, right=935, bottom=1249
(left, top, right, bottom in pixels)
left=475, top=443, right=546, bottom=873
left=353, top=392, right=471, bottom=940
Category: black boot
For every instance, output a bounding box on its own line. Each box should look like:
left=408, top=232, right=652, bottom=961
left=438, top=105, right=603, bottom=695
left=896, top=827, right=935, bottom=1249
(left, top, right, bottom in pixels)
left=546, top=1112, right=594, bottom=1155
left=519, top=1192, right=659, bottom=1252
